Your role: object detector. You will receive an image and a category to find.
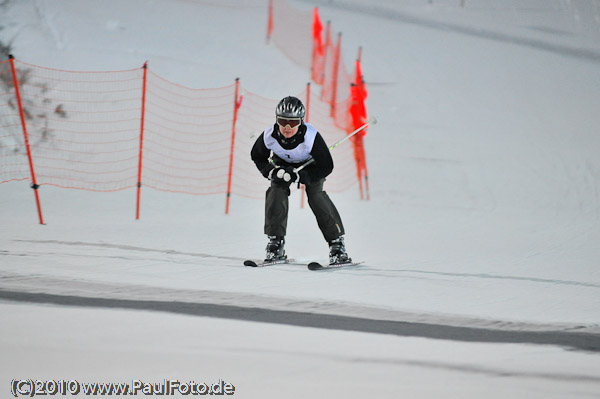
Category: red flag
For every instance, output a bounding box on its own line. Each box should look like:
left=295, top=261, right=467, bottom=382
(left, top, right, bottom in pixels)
left=313, top=8, right=324, bottom=55
left=352, top=59, right=368, bottom=136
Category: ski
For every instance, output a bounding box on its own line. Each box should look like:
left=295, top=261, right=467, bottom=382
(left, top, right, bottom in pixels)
left=244, top=258, right=362, bottom=270
left=307, top=261, right=363, bottom=270
left=244, top=258, right=295, bottom=267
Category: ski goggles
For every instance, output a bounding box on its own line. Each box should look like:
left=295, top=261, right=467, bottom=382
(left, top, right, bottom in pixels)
left=276, top=116, right=302, bottom=128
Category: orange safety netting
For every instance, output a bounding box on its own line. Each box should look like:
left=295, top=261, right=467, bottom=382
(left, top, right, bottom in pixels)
left=1, top=59, right=143, bottom=191
left=267, top=0, right=354, bottom=131
left=0, top=59, right=29, bottom=184
left=142, top=69, right=236, bottom=196
left=266, top=0, right=370, bottom=199
left=267, top=0, right=312, bottom=70
left=1, top=57, right=359, bottom=220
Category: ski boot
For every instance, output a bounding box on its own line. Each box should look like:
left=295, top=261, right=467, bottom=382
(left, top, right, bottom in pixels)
left=329, top=236, right=351, bottom=265
left=265, top=236, right=286, bottom=262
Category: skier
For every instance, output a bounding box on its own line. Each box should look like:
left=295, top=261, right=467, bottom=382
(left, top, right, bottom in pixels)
left=251, top=96, right=351, bottom=264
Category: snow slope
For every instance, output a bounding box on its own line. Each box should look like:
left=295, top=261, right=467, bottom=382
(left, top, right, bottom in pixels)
left=1, top=0, right=600, bottom=397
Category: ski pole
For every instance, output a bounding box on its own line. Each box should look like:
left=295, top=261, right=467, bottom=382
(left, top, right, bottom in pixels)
left=293, top=116, right=377, bottom=173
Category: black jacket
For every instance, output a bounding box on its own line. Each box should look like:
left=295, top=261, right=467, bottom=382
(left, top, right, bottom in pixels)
left=250, top=123, right=333, bottom=184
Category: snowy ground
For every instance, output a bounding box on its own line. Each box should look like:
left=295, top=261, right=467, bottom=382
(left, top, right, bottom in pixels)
left=1, top=0, right=600, bottom=398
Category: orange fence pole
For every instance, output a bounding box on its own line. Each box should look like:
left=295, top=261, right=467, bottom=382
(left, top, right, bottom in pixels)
left=9, top=55, right=44, bottom=225
left=323, top=21, right=331, bottom=85
left=330, top=33, right=342, bottom=117
left=136, top=62, right=148, bottom=220
left=350, top=57, right=370, bottom=200
left=353, top=135, right=364, bottom=200
left=266, top=0, right=274, bottom=44
left=225, top=78, right=241, bottom=214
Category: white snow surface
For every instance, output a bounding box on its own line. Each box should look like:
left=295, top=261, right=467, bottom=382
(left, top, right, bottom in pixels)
left=1, top=0, right=600, bottom=397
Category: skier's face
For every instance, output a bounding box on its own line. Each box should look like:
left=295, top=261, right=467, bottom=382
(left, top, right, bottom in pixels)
left=277, top=120, right=300, bottom=138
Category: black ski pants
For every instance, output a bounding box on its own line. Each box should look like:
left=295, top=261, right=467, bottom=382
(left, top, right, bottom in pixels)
left=264, top=179, right=344, bottom=243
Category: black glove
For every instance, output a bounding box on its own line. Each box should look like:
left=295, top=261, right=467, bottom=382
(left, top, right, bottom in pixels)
left=269, top=166, right=297, bottom=184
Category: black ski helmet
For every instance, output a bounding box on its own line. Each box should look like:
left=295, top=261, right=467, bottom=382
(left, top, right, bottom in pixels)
left=276, top=96, right=305, bottom=119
